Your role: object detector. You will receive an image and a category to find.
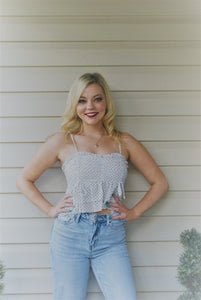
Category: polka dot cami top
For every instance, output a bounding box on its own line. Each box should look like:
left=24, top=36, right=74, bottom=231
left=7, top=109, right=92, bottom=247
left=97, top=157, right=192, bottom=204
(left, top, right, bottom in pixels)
left=58, top=133, right=128, bottom=218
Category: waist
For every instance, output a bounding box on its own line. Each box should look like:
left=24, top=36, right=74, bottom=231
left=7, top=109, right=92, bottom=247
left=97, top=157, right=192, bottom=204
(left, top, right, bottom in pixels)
left=58, top=208, right=120, bottom=222
left=56, top=213, right=126, bottom=227
left=91, top=208, right=111, bottom=215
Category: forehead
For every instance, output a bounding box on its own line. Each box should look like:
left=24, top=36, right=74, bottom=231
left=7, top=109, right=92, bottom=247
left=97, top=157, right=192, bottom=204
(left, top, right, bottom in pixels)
left=80, top=83, right=104, bottom=97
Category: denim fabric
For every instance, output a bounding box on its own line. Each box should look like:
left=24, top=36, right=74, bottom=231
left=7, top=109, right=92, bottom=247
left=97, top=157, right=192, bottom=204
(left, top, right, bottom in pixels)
left=49, top=213, right=137, bottom=300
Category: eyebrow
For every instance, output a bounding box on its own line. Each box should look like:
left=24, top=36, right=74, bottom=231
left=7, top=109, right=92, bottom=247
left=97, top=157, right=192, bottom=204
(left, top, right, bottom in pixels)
left=79, top=94, right=103, bottom=99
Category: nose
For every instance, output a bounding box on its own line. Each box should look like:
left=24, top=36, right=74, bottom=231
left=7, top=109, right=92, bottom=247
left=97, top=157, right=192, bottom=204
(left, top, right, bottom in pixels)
left=86, top=100, right=95, bottom=109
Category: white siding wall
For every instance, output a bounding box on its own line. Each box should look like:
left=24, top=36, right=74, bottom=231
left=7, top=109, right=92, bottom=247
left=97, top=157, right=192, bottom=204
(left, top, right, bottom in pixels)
left=0, top=1, right=201, bottom=299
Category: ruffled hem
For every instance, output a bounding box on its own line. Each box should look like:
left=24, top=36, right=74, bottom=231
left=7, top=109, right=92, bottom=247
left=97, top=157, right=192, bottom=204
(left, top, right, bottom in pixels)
left=64, top=181, right=126, bottom=214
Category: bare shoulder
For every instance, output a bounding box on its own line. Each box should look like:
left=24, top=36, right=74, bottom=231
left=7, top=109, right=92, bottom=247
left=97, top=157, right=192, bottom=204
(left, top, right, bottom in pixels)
left=45, top=131, right=76, bottom=165
left=17, top=131, right=71, bottom=182
left=120, top=132, right=138, bottom=144
left=120, top=131, right=146, bottom=161
left=119, top=132, right=169, bottom=189
left=45, top=131, right=66, bottom=143
left=45, top=131, right=71, bottom=148
left=120, top=132, right=139, bottom=149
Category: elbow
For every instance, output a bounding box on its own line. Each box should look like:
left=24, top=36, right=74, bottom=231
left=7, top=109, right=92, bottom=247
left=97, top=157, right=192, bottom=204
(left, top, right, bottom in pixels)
left=16, top=174, right=26, bottom=191
left=162, top=177, right=169, bottom=194
left=16, top=175, right=22, bottom=191
left=154, top=175, right=169, bottom=195
left=16, top=173, right=34, bottom=192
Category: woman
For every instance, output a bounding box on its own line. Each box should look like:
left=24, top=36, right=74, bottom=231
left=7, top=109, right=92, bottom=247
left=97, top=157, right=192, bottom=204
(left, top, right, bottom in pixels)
left=16, top=72, right=169, bottom=300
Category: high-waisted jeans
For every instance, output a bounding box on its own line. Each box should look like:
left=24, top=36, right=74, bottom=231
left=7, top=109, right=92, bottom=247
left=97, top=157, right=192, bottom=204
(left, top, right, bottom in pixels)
left=49, top=213, right=137, bottom=300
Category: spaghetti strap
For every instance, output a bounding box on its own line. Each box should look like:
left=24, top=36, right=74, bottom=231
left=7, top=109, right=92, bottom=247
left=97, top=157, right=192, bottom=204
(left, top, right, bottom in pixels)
left=70, top=134, right=79, bottom=152
left=119, top=143, right=122, bottom=154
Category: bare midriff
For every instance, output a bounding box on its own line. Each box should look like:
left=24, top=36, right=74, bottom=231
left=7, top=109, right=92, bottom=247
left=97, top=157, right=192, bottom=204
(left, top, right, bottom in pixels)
left=91, top=208, right=111, bottom=215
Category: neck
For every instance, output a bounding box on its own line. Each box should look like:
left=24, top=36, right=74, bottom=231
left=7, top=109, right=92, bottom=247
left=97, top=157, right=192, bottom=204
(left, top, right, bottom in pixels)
left=81, top=123, right=107, bottom=138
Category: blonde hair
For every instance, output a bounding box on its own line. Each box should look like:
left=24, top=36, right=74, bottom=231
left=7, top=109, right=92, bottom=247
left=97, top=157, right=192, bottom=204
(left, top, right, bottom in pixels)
left=60, top=72, right=121, bottom=143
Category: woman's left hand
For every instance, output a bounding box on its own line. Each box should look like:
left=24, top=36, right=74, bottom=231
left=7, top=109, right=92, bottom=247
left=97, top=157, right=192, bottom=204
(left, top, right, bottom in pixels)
left=108, top=194, right=139, bottom=222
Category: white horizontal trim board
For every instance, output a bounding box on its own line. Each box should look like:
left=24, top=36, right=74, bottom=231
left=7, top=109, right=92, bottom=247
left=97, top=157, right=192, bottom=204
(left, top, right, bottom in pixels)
left=1, top=216, right=201, bottom=243
left=1, top=66, right=200, bottom=92
left=1, top=18, right=200, bottom=42
left=1, top=41, right=201, bottom=66
left=1, top=141, right=201, bottom=168
left=0, top=0, right=200, bottom=16
left=1, top=292, right=183, bottom=300
left=1, top=91, right=201, bottom=117
left=1, top=117, right=201, bottom=142
left=0, top=241, right=181, bottom=268
left=1, top=166, right=201, bottom=193
left=1, top=191, right=200, bottom=218
left=2, top=267, right=183, bottom=294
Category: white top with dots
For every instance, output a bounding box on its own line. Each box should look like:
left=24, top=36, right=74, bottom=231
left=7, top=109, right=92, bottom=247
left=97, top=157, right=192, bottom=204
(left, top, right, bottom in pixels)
left=59, top=134, right=128, bottom=217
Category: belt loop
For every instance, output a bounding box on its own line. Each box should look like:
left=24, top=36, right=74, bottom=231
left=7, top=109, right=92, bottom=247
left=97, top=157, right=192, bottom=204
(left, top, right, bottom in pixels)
left=93, top=214, right=97, bottom=224
left=107, top=215, right=112, bottom=226
left=75, top=213, right=81, bottom=223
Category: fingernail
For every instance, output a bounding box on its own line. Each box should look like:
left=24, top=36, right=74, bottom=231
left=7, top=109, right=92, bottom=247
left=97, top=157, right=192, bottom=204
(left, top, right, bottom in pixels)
left=69, top=210, right=72, bottom=212
left=109, top=216, right=112, bottom=220
left=112, top=193, right=115, bottom=196
left=106, top=202, right=109, bottom=205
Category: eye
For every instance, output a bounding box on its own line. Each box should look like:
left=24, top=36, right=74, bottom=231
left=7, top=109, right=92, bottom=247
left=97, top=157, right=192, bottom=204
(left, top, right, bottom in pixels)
left=78, top=99, right=86, bottom=103
left=94, top=97, right=102, bottom=102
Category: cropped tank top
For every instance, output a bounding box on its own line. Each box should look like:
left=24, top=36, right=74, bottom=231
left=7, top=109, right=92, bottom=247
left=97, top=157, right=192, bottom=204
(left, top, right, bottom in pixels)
left=59, top=134, right=128, bottom=216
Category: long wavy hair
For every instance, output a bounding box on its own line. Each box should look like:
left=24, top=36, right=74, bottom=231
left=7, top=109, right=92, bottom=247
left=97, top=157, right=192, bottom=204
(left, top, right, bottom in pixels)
left=60, top=72, right=121, bottom=143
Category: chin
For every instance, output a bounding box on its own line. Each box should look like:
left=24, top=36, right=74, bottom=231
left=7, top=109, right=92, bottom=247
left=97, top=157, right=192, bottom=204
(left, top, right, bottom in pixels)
left=83, top=115, right=105, bottom=125
left=85, top=120, right=103, bottom=126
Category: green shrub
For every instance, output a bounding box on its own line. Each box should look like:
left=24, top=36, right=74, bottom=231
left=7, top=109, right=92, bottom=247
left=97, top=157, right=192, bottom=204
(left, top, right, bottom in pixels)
left=0, top=260, right=5, bottom=295
left=177, top=228, right=201, bottom=299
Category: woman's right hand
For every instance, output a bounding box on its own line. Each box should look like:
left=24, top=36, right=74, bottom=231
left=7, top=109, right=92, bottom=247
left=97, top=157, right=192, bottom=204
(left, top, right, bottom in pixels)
left=47, top=194, right=74, bottom=218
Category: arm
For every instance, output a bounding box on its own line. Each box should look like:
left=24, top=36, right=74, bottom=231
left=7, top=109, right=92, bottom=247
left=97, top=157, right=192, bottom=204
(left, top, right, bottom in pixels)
left=110, top=132, right=169, bottom=221
left=16, top=132, right=73, bottom=218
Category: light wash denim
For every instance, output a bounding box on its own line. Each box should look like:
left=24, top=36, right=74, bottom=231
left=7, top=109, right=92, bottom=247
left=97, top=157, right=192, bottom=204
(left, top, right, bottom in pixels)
left=49, top=213, right=137, bottom=300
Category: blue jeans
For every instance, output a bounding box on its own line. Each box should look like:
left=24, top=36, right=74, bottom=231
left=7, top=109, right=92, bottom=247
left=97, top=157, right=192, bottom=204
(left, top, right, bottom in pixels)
left=49, top=213, right=137, bottom=300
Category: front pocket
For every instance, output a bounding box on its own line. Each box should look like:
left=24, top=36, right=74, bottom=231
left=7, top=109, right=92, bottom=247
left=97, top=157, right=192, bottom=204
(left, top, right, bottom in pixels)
left=110, top=219, right=126, bottom=228
left=56, top=214, right=76, bottom=225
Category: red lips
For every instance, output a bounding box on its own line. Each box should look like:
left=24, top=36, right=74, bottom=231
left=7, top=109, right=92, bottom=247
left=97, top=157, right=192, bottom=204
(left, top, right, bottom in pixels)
left=85, top=112, right=98, bottom=118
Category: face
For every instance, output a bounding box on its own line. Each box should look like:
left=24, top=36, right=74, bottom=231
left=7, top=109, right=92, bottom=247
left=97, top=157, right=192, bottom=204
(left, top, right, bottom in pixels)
left=76, top=83, right=107, bottom=127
